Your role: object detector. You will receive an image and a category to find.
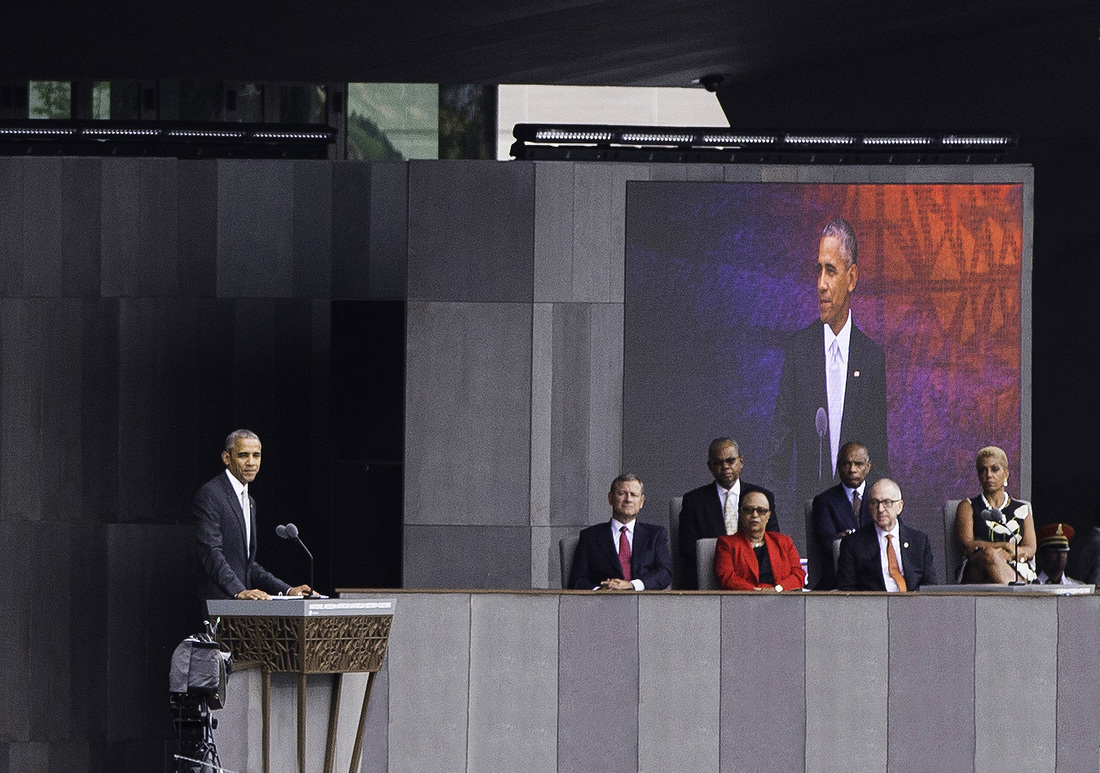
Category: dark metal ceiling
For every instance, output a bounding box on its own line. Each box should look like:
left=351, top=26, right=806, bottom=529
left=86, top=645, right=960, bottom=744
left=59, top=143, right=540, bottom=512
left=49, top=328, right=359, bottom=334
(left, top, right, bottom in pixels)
left=4, top=1, right=1096, bottom=92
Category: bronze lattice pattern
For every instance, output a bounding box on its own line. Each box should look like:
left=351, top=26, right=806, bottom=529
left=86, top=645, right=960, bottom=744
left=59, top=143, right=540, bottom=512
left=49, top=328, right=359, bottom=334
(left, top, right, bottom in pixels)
left=217, top=615, right=392, bottom=673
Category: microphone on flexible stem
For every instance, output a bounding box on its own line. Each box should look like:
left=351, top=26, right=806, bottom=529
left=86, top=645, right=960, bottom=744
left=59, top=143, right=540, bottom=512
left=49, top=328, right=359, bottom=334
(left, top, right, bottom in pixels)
left=815, top=408, right=828, bottom=481
left=276, top=523, right=315, bottom=595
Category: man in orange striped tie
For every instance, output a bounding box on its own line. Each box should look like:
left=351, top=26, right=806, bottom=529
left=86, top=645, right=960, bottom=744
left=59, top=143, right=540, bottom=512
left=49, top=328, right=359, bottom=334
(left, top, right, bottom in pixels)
left=835, top=478, right=936, bottom=592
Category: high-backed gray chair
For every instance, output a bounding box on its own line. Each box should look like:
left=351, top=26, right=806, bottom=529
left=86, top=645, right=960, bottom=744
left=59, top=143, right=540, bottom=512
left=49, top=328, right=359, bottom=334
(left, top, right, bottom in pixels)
left=803, top=499, right=824, bottom=589
left=559, top=534, right=580, bottom=589
left=696, top=537, right=720, bottom=590
left=669, top=496, right=683, bottom=588
left=943, top=499, right=963, bottom=583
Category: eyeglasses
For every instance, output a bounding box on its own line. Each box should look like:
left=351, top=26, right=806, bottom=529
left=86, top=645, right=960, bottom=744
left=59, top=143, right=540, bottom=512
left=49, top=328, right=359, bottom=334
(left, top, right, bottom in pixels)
left=868, top=498, right=900, bottom=510
left=739, top=506, right=770, bottom=516
left=709, top=456, right=741, bottom=467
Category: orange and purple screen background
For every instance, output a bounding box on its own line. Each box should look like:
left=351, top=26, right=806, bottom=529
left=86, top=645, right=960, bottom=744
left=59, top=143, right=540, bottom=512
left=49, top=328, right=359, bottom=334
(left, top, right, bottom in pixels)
left=624, top=181, right=1025, bottom=540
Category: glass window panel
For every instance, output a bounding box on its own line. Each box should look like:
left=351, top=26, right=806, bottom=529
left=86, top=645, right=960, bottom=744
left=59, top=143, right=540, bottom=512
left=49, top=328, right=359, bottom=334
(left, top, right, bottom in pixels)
left=108, top=81, right=143, bottom=120
left=347, top=83, right=438, bottom=161
left=439, top=84, right=496, bottom=160
left=177, top=81, right=222, bottom=121
left=226, top=82, right=264, bottom=123
left=280, top=84, right=326, bottom=124
left=92, top=82, right=110, bottom=120
left=29, top=81, right=71, bottom=119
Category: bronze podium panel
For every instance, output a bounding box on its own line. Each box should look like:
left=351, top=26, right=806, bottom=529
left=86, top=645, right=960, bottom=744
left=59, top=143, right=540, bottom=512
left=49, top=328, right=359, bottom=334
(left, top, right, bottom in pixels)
left=206, top=598, right=396, bottom=773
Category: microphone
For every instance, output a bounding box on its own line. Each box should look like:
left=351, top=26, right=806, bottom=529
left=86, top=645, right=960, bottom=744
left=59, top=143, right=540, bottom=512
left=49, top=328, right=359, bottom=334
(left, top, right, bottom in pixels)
left=276, top=523, right=315, bottom=595
left=978, top=508, right=1006, bottom=525
left=815, top=407, right=828, bottom=481
left=979, top=508, right=1024, bottom=584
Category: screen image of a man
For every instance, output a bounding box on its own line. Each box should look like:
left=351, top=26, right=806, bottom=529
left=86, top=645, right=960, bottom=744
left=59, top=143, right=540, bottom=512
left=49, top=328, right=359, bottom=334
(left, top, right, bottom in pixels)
left=768, top=216, right=889, bottom=512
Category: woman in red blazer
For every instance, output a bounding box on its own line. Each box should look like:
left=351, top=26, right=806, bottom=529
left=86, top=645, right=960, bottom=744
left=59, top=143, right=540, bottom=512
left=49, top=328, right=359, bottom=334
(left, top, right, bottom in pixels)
left=715, top=486, right=805, bottom=591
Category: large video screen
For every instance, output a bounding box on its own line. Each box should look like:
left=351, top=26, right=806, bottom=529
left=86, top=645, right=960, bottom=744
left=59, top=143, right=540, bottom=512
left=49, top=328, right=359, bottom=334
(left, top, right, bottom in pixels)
left=623, top=180, right=1029, bottom=569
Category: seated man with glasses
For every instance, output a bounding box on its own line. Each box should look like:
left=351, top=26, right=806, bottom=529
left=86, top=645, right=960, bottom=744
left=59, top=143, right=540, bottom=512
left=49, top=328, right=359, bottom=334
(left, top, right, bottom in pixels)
left=835, top=478, right=936, bottom=591
left=714, top=486, right=805, bottom=591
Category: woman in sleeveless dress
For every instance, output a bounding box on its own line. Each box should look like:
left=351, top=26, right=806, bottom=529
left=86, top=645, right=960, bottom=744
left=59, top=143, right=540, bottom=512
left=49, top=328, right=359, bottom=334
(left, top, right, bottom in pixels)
left=954, top=445, right=1037, bottom=584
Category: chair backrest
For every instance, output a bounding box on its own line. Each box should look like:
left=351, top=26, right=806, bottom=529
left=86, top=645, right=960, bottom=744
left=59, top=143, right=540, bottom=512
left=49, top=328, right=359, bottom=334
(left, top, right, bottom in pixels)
left=943, top=499, right=963, bottom=583
left=669, top=497, right=683, bottom=589
left=559, top=534, right=580, bottom=589
left=803, top=499, right=822, bottom=589
left=696, top=537, right=719, bottom=590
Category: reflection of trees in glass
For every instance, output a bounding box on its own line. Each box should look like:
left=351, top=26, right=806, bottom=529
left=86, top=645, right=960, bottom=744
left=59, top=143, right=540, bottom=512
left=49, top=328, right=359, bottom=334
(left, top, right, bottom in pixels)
left=347, top=111, right=405, bottom=160
left=29, top=81, right=71, bottom=119
left=439, top=85, right=496, bottom=159
left=92, top=82, right=111, bottom=119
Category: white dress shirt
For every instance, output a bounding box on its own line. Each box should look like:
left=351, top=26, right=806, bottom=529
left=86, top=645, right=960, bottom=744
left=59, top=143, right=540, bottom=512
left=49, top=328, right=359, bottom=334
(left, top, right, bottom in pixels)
left=608, top=519, right=644, bottom=591
left=823, top=310, right=853, bottom=477
left=225, top=469, right=250, bottom=552
left=718, top=479, right=742, bottom=535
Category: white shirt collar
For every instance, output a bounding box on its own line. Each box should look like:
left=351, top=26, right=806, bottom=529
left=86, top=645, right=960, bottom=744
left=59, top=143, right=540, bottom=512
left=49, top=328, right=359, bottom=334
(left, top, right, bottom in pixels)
left=875, top=520, right=901, bottom=542
left=823, top=309, right=853, bottom=360
left=717, top=478, right=741, bottom=499
left=225, top=468, right=247, bottom=499
left=843, top=481, right=866, bottom=499
left=611, top=518, right=635, bottom=535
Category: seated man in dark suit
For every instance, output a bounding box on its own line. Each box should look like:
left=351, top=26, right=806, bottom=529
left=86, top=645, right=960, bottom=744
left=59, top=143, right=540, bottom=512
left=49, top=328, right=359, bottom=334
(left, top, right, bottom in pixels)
left=678, top=437, right=778, bottom=589
left=1067, top=504, right=1100, bottom=585
left=569, top=473, right=672, bottom=591
left=811, top=441, right=874, bottom=589
left=836, top=478, right=935, bottom=592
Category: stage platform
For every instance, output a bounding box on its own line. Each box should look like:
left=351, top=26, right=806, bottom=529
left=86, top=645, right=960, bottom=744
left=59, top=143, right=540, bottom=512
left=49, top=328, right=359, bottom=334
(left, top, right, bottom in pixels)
left=212, top=589, right=1100, bottom=773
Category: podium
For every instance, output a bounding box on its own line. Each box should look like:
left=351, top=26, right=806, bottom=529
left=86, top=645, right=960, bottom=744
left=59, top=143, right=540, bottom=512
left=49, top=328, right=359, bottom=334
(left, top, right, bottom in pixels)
left=206, top=597, right=396, bottom=773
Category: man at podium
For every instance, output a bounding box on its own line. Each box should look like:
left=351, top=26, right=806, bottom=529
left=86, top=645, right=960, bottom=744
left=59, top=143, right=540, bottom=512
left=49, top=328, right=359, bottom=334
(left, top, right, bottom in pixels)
left=194, top=429, right=312, bottom=600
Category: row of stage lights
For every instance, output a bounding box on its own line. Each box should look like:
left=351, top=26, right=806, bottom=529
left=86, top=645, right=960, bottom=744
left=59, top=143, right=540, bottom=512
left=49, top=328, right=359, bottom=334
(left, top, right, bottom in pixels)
left=511, top=124, right=1018, bottom=163
left=0, top=120, right=336, bottom=158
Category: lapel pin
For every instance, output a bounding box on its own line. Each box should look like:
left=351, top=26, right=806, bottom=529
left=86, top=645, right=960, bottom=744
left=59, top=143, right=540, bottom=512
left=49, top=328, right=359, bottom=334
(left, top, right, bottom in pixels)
left=853, top=370, right=861, bottom=377
left=903, top=542, right=909, bottom=549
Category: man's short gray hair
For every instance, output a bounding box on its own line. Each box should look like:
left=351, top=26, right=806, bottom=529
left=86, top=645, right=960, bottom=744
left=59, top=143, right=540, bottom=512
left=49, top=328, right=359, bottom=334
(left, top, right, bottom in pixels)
left=225, top=428, right=260, bottom=451
left=822, top=216, right=858, bottom=267
left=610, top=473, right=644, bottom=495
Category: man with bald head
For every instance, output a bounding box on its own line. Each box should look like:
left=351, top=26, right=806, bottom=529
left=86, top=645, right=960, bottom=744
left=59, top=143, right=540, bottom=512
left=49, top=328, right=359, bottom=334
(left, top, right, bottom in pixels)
left=835, top=478, right=936, bottom=591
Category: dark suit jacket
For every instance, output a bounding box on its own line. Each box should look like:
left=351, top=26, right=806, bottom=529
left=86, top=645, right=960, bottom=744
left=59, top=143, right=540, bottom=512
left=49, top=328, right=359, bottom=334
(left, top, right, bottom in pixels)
left=768, top=319, right=889, bottom=505
left=678, top=480, right=778, bottom=590
left=714, top=531, right=805, bottom=590
left=569, top=520, right=672, bottom=590
left=835, top=521, right=936, bottom=591
left=811, top=482, right=873, bottom=589
left=1067, top=526, right=1100, bottom=585
left=194, top=471, right=290, bottom=599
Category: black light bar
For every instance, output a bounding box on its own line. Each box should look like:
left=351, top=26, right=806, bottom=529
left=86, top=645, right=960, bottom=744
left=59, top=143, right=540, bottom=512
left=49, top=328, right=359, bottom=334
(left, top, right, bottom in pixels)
left=511, top=124, right=1017, bottom=164
left=0, top=120, right=336, bottom=159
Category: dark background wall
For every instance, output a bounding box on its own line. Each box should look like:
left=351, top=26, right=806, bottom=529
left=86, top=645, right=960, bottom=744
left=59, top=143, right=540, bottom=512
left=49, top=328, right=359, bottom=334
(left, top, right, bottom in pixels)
left=0, top=158, right=409, bottom=769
